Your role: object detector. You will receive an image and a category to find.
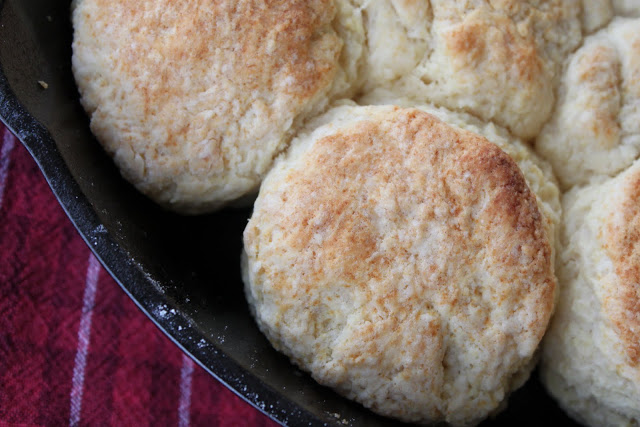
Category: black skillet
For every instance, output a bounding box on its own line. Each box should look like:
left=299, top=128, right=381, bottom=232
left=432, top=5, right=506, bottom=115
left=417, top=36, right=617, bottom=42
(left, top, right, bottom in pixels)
left=0, top=0, right=579, bottom=425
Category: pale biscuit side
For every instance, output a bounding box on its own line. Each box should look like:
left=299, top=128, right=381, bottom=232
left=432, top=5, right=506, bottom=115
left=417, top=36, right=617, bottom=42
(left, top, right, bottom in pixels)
left=580, top=0, right=640, bottom=32
left=541, top=162, right=640, bottom=426
left=536, top=18, right=640, bottom=190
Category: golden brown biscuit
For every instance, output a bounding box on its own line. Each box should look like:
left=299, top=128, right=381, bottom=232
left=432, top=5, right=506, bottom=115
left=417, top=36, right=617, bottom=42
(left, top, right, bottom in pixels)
left=72, top=0, right=364, bottom=213
left=356, top=0, right=582, bottom=140
left=541, top=160, right=640, bottom=426
left=243, top=105, right=557, bottom=426
left=536, top=18, right=640, bottom=190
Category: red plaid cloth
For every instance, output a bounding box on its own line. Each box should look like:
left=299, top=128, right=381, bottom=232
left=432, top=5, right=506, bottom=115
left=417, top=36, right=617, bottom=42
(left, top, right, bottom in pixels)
left=0, top=123, right=278, bottom=426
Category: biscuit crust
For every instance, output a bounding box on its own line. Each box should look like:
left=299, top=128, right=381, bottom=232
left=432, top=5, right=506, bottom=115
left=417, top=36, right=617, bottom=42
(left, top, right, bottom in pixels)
left=356, top=0, right=582, bottom=139
left=541, top=161, right=640, bottom=427
left=243, top=106, right=556, bottom=425
left=72, top=0, right=361, bottom=213
left=536, top=18, right=640, bottom=189
left=603, top=168, right=640, bottom=368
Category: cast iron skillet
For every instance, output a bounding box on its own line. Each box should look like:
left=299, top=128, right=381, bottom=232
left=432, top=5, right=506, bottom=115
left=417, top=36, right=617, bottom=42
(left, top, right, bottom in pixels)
left=0, top=0, right=579, bottom=425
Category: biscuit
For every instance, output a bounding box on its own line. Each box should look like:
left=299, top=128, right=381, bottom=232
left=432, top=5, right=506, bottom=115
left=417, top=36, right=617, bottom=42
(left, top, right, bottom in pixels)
left=536, top=18, right=640, bottom=190
left=579, top=0, right=640, bottom=32
left=71, top=0, right=365, bottom=213
left=541, top=161, right=640, bottom=426
left=355, top=0, right=582, bottom=140
left=581, top=0, right=615, bottom=32
left=243, top=105, right=557, bottom=425
left=614, top=0, right=640, bottom=15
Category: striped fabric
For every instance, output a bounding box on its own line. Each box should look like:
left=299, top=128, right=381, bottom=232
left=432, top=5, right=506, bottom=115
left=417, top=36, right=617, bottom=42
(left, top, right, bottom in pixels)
left=0, top=124, right=277, bottom=427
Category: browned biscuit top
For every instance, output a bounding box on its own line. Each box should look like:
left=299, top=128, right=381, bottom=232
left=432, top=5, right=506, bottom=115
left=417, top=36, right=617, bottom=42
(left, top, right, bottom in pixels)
left=73, top=0, right=344, bottom=212
left=261, top=110, right=553, bottom=313
left=604, top=167, right=640, bottom=368
left=243, top=107, right=556, bottom=424
left=100, top=0, right=339, bottom=111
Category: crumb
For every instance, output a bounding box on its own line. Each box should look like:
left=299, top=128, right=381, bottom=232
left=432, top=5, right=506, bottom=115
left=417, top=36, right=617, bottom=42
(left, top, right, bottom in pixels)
left=38, top=80, right=49, bottom=89
left=46, top=15, right=53, bottom=22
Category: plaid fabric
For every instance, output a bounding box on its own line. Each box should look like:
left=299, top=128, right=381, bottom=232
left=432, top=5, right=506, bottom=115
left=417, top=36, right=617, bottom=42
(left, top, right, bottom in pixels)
left=0, top=124, right=278, bottom=426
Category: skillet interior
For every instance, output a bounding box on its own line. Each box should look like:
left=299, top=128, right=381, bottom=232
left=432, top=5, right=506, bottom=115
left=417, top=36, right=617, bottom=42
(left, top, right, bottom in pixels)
left=0, top=1, right=577, bottom=425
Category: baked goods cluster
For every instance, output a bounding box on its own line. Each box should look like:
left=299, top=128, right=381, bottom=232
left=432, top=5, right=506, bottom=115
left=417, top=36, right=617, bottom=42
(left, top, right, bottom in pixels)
left=72, top=0, right=640, bottom=425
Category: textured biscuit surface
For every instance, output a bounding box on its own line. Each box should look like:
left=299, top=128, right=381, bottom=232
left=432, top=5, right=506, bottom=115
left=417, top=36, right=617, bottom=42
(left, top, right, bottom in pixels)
left=581, top=0, right=615, bottom=32
left=581, top=0, right=640, bottom=32
left=541, top=161, right=640, bottom=427
left=360, top=92, right=563, bottom=248
left=536, top=18, right=640, bottom=190
left=613, top=0, right=640, bottom=16
left=243, top=105, right=557, bottom=425
left=72, top=0, right=364, bottom=213
left=355, top=0, right=582, bottom=139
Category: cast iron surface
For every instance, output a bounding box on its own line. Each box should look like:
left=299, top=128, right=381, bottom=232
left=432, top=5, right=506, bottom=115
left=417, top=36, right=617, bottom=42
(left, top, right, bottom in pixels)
left=0, top=0, right=580, bottom=425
